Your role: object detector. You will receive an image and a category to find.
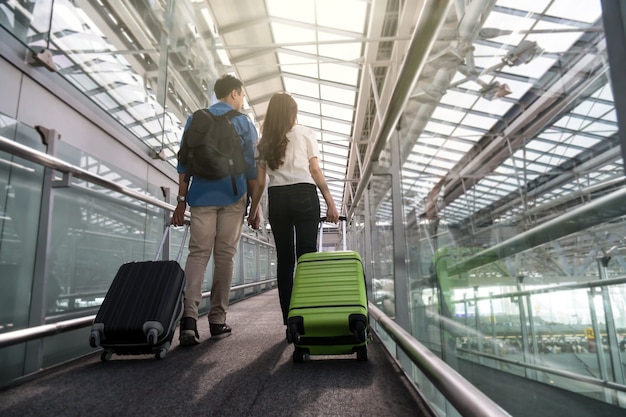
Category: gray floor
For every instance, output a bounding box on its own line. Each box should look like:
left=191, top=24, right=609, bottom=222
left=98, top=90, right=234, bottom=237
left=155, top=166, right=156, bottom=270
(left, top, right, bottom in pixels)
left=0, top=290, right=430, bottom=417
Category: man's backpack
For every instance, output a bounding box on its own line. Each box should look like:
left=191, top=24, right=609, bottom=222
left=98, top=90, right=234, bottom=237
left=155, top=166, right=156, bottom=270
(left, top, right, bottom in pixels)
left=177, top=109, right=246, bottom=195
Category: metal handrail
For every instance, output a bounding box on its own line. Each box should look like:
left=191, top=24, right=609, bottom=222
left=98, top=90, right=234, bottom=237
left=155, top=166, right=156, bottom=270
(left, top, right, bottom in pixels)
left=457, top=347, right=626, bottom=393
left=464, top=276, right=626, bottom=303
left=369, top=303, right=512, bottom=417
left=0, top=135, right=175, bottom=212
left=0, top=132, right=269, bottom=242
left=0, top=279, right=276, bottom=348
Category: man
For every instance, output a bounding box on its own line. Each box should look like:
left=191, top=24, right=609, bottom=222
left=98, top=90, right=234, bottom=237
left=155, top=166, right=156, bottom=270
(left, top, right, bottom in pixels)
left=171, top=74, right=257, bottom=345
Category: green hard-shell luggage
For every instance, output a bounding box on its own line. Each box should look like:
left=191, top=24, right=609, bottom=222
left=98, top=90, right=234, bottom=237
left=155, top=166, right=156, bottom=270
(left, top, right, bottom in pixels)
left=286, top=217, right=369, bottom=362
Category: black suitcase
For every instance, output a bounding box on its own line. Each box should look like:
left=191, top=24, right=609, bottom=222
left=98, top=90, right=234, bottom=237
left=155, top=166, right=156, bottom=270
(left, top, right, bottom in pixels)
left=89, top=224, right=189, bottom=361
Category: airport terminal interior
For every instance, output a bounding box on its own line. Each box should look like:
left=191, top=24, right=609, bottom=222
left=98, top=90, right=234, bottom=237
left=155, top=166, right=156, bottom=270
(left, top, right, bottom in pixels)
left=2, top=0, right=626, bottom=416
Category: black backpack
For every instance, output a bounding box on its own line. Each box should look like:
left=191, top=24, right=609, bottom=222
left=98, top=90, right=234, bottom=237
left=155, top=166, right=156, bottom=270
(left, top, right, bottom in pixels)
left=177, top=109, right=246, bottom=195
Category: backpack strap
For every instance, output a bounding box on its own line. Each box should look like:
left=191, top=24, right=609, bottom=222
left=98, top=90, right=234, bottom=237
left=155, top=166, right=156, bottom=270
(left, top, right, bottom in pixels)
left=182, top=110, right=210, bottom=184
left=223, top=109, right=243, bottom=120
left=223, top=109, right=243, bottom=195
left=202, top=108, right=242, bottom=120
left=183, top=109, right=245, bottom=193
left=222, top=109, right=245, bottom=195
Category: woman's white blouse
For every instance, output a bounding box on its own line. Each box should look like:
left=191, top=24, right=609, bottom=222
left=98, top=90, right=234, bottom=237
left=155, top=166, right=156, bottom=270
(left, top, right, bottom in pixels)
left=259, top=124, right=319, bottom=187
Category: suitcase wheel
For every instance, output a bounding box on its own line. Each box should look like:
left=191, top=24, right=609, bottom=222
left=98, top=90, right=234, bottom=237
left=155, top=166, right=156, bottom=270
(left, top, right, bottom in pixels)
left=100, top=351, right=113, bottom=362
left=356, top=346, right=368, bottom=362
left=89, top=323, right=104, bottom=348
left=292, top=348, right=309, bottom=363
left=287, top=320, right=302, bottom=344
left=89, top=332, right=100, bottom=348
left=155, top=348, right=167, bottom=360
left=349, top=315, right=368, bottom=343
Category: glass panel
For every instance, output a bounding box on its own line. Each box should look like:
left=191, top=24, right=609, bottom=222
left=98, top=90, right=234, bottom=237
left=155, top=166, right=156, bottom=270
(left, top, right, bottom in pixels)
left=259, top=245, right=268, bottom=281
left=392, top=0, right=626, bottom=411
left=370, top=175, right=394, bottom=316
left=0, top=0, right=49, bottom=47
left=0, top=115, right=46, bottom=386
left=270, top=249, right=277, bottom=280
left=243, top=239, right=256, bottom=284
left=46, top=140, right=166, bottom=317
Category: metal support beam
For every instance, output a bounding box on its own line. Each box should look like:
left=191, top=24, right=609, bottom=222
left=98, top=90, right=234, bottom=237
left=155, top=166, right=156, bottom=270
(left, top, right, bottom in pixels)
left=363, top=189, right=373, bottom=302
left=348, top=0, right=453, bottom=218
left=601, top=0, right=626, bottom=175
left=587, top=287, right=612, bottom=403
left=155, top=0, right=174, bottom=109
left=389, top=132, right=410, bottom=332
left=597, top=257, right=626, bottom=392
left=25, top=127, right=62, bottom=374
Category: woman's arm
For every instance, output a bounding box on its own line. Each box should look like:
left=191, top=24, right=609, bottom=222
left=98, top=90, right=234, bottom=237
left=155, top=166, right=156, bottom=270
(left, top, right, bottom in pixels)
left=309, top=157, right=339, bottom=223
left=247, top=162, right=267, bottom=229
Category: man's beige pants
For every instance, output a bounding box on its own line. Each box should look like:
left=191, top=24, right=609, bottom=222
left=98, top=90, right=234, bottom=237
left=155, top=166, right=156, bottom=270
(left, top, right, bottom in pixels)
left=183, top=195, right=245, bottom=324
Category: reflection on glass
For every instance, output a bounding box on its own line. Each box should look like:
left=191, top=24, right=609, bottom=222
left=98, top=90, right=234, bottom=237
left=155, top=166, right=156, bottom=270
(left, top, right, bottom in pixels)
left=0, top=115, right=47, bottom=386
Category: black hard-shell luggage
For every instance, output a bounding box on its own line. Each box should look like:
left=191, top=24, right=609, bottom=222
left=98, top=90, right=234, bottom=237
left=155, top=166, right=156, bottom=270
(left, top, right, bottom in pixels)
left=89, top=224, right=189, bottom=361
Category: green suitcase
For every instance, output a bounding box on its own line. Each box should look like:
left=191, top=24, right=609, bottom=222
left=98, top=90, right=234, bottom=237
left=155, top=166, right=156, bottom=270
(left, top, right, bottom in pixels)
left=287, top=250, right=369, bottom=362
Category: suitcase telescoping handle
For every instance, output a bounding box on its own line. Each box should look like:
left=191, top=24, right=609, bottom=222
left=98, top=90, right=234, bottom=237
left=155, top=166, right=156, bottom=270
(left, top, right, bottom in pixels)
left=154, top=221, right=190, bottom=262
left=319, top=216, right=347, bottom=251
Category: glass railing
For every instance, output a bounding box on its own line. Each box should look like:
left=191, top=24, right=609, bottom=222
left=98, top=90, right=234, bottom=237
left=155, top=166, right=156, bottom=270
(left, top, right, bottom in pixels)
left=409, top=186, right=626, bottom=411
left=0, top=116, right=275, bottom=388
left=448, top=276, right=626, bottom=405
left=369, top=303, right=512, bottom=417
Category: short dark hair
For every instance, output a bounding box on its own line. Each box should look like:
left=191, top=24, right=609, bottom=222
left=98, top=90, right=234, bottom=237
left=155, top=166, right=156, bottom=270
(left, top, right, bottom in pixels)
left=214, top=74, right=243, bottom=99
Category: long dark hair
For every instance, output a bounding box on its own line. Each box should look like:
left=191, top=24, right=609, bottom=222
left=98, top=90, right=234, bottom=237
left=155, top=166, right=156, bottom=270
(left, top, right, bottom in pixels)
left=257, top=93, right=297, bottom=170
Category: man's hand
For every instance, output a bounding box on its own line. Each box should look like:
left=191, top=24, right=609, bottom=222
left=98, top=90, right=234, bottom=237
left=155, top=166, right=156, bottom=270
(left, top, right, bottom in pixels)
left=171, top=202, right=186, bottom=226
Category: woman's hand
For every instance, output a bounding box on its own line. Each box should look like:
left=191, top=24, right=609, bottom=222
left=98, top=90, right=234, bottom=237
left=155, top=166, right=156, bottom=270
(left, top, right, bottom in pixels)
left=247, top=207, right=261, bottom=229
left=325, top=205, right=340, bottom=224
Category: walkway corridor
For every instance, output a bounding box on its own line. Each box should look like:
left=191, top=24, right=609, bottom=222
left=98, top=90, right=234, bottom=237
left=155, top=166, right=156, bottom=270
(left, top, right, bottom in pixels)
left=0, top=290, right=429, bottom=417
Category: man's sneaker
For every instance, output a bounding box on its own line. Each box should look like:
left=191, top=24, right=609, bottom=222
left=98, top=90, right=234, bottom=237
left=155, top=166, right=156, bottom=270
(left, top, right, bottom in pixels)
left=179, top=317, right=200, bottom=346
left=209, top=323, right=232, bottom=339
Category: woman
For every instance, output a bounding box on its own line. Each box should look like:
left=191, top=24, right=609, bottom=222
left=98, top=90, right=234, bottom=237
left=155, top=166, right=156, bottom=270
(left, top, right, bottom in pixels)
left=248, top=92, right=339, bottom=324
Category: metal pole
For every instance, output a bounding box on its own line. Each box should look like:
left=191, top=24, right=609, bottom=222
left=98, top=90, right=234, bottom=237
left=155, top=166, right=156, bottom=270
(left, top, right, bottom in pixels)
left=588, top=287, right=611, bottom=403
left=348, top=0, right=453, bottom=217
left=597, top=257, right=626, bottom=394
left=601, top=0, right=626, bottom=174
